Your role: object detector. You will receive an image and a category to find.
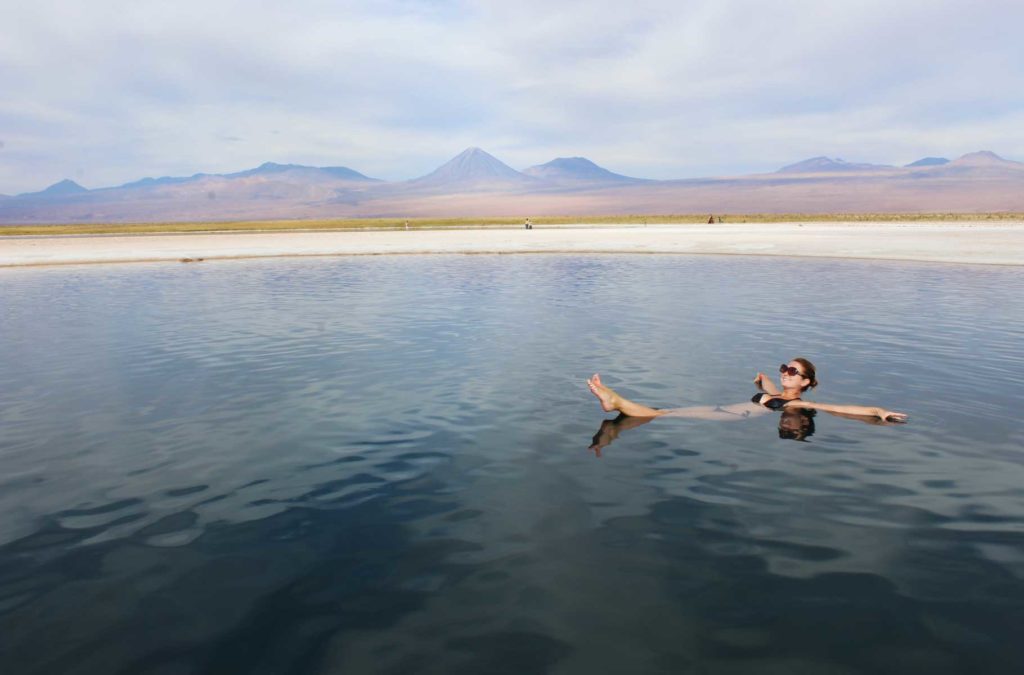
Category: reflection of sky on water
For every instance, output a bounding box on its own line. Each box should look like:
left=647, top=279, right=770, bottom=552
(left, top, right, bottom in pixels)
left=2, top=255, right=1023, bottom=673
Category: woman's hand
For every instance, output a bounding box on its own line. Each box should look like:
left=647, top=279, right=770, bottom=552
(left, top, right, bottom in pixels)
left=754, top=372, right=780, bottom=394
left=878, top=409, right=908, bottom=423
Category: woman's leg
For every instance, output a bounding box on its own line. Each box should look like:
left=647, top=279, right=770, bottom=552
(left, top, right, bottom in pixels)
left=588, top=374, right=765, bottom=421
left=659, top=403, right=761, bottom=420
left=587, top=374, right=669, bottom=417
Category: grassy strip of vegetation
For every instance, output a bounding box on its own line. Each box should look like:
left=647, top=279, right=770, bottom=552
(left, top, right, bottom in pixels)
left=2, top=212, right=1022, bottom=236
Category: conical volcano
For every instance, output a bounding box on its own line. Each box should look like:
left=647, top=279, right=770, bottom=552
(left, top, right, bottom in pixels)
left=410, top=147, right=532, bottom=188
left=18, top=179, right=89, bottom=199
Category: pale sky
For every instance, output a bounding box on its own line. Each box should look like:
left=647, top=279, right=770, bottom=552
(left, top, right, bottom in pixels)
left=2, top=0, right=1023, bottom=193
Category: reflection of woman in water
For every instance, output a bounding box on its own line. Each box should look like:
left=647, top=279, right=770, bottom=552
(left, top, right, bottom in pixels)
left=585, top=357, right=906, bottom=454
left=588, top=407, right=818, bottom=456
left=777, top=408, right=816, bottom=441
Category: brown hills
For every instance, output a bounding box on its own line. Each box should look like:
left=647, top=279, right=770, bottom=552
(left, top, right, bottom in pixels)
left=2, top=148, right=1023, bottom=224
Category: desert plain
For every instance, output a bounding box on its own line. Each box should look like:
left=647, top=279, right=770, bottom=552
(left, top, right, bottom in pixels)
left=2, top=221, right=1022, bottom=268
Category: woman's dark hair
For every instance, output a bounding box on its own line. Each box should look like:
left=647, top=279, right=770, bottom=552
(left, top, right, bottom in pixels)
left=793, top=357, right=818, bottom=391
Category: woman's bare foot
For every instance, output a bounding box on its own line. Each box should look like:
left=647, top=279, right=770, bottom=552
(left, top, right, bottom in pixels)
left=587, top=373, right=620, bottom=413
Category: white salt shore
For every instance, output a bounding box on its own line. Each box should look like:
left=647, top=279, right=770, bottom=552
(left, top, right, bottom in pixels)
left=2, top=222, right=1023, bottom=268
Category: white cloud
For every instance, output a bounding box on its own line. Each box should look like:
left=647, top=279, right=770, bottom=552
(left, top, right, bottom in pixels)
left=1, top=0, right=1022, bottom=192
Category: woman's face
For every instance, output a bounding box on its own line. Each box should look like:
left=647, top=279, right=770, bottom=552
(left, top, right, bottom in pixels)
left=781, top=360, right=811, bottom=391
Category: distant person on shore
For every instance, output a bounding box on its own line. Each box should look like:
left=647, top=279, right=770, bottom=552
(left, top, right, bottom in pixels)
left=404, top=220, right=409, bottom=230
left=525, top=217, right=532, bottom=230
left=585, top=357, right=906, bottom=453
left=708, top=215, right=714, bottom=224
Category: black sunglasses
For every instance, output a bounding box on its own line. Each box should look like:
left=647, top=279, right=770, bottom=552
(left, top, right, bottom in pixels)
left=780, top=364, right=805, bottom=377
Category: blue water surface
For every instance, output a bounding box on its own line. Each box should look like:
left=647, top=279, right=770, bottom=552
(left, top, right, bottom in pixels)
left=1, top=254, right=1022, bottom=674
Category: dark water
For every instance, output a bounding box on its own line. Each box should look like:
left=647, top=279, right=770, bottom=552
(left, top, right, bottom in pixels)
left=1, top=255, right=1022, bottom=674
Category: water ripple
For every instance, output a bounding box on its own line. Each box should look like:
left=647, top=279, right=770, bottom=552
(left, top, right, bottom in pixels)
left=2, top=255, right=1023, bottom=673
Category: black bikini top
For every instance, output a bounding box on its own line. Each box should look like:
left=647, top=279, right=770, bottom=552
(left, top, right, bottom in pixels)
left=752, top=393, right=800, bottom=410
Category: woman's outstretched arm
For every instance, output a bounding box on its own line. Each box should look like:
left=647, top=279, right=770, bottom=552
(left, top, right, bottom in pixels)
left=786, top=400, right=907, bottom=422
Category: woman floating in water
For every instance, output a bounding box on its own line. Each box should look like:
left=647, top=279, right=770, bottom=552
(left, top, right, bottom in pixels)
left=586, top=358, right=906, bottom=448
left=585, top=357, right=906, bottom=454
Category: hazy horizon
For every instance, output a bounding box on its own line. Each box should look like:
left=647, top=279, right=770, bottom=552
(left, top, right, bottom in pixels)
left=2, top=1, right=1023, bottom=193
left=8, top=146, right=1024, bottom=196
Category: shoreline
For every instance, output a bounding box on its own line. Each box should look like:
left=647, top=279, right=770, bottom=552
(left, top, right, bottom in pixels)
left=2, top=222, right=1023, bottom=268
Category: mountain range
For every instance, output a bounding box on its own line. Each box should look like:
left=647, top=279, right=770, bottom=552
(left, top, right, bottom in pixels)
left=2, top=148, right=1023, bottom=223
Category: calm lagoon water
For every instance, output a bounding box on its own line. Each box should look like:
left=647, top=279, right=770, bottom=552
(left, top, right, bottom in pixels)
left=1, top=254, right=1023, bottom=674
